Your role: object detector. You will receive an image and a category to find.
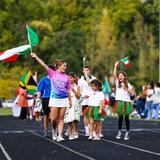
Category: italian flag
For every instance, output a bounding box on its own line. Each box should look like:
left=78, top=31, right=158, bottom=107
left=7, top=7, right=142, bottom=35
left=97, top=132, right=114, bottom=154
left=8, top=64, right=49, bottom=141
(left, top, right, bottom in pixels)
left=0, top=45, right=31, bottom=62
left=0, top=26, right=39, bottom=62
left=119, top=56, right=130, bottom=68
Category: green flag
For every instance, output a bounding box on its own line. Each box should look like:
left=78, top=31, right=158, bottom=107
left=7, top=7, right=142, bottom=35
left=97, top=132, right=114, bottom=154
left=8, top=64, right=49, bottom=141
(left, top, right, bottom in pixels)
left=26, top=26, right=39, bottom=47
left=103, top=77, right=110, bottom=95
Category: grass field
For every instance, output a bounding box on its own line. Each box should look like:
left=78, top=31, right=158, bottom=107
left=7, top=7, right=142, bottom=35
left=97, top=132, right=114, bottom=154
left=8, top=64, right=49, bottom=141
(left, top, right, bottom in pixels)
left=0, top=108, right=12, bottom=115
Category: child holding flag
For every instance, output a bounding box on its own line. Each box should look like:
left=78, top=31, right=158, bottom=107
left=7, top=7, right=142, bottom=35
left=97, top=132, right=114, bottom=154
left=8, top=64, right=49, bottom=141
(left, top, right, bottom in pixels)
left=113, top=61, right=134, bottom=140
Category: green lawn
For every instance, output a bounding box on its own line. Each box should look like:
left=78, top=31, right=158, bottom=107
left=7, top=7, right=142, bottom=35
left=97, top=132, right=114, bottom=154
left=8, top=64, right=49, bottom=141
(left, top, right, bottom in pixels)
left=0, top=108, right=12, bottom=115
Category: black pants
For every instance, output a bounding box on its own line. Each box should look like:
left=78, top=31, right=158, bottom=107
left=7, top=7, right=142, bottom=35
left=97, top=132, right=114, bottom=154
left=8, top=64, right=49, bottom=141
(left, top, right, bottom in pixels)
left=19, top=107, right=27, bottom=120
left=118, top=115, right=130, bottom=131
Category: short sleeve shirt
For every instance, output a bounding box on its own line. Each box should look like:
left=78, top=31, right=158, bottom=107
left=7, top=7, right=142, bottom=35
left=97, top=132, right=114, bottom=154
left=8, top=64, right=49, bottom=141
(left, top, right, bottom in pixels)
left=48, top=68, right=71, bottom=99
left=115, top=80, right=132, bottom=102
left=88, top=90, right=104, bottom=107
left=37, top=76, right=51, bottom=98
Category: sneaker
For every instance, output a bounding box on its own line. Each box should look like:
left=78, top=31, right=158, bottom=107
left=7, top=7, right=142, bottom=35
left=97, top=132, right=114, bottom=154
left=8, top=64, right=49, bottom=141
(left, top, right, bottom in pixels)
left=124, top=132, right=129, bottom=140
left=85, top=133, right=89, bottom=136
left=43, top=131, right=48, bottom=137
left=57, top=135, right=65, bottom=142
left=116, top=131, right=121, bottom=139
left=93, top=136, right=100, bottom=141
left=88, top=136, right=93, bottom=140
left=74, top=132, right=79, bottom=139
left=69, top=136, right=74, bottom=140
left=93, top=131, right=97, bottom=138
left=99, top=133, right=104, bottom=138
left=52, top=129, right=57, bottom=141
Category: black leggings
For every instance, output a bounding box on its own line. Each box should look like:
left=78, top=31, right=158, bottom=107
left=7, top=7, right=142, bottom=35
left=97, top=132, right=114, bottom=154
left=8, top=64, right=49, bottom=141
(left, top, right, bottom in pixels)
left=118, top=115, right=130, bottom=131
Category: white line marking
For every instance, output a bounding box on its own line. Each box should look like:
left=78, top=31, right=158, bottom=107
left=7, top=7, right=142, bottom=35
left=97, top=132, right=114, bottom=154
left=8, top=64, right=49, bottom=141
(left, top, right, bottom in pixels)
left=144, top=129, right=160, bottom=134
left=101, top=139, right=160, bottom=156
left=28, top=130, right=95, bottom=160
left=0, top=142, right=12, bottom=160
left=3, top=131, right=24, bottom=134
left=78, top=132, right=160, bottom=156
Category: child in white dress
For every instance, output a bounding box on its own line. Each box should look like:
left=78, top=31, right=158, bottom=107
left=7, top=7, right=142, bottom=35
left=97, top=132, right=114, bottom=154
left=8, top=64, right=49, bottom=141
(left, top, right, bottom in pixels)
left=64, top=72, right=81, bottom=140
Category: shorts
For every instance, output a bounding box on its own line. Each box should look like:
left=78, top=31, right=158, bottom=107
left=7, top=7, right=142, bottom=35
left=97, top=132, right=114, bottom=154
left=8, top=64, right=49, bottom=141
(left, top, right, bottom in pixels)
left=42, top=98, right=50, bottom=115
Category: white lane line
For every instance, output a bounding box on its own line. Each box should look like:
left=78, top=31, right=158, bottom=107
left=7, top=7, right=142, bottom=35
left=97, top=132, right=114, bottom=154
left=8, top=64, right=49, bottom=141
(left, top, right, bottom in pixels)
left=78, top=132, right=160, bottom=156
left=101, top=139, right=160, bottom=156
left=0, top=130, right=41, bottom=134
left=144, top=129, right=160, bottom=134
left=28, top=130, right=95, bottom=160
left=3, top=131, right=24, bottom=134
left=0, top=142, right=12, bottom=160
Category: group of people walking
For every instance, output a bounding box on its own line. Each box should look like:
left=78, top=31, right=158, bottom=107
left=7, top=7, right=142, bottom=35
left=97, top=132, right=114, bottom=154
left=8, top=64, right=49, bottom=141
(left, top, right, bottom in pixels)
left=29, top=52, right=135, bottom=142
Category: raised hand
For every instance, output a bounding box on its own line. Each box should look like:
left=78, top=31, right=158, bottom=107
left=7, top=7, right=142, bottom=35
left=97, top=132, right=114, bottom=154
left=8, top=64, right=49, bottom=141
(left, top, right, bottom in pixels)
left=31, top=52, right=37, bottom=58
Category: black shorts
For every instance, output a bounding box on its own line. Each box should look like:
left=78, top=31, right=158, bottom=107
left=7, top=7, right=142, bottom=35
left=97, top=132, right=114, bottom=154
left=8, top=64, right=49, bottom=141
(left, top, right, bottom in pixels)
left=42, top=98, right=50, bottom=115
left=82, top=105, right=88, bottom=112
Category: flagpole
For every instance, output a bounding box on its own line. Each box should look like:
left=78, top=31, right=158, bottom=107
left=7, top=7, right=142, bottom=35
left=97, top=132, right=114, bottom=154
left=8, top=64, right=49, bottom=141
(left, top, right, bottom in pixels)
left=83, top=56, right=86, bottom=68
left=26, top=25, right=33, bottom=53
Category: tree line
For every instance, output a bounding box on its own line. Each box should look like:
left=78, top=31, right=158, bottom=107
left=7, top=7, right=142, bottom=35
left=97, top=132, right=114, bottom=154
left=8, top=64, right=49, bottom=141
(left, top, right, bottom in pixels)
left=0, top=0, right=159, bottom=99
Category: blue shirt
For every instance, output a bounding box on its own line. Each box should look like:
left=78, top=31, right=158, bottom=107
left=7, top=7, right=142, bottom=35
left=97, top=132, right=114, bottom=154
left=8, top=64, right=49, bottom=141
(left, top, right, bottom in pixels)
left=37, top=76, right=51, bottom=98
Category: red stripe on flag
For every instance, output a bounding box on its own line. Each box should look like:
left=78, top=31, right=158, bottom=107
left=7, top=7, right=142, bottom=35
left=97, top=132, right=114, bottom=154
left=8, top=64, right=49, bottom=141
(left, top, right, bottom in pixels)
left=3, top=54, right=19, bottom=62
left=0, top=52, right=4, bottom=56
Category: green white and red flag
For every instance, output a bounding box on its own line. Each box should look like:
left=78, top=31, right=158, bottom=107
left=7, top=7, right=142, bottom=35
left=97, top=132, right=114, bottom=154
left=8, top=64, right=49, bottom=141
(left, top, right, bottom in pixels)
left=0, top=45, right=30, bottom=62
left=119, top=56, right=130, bottom=68
left=0, top=26, right=39, bottom=62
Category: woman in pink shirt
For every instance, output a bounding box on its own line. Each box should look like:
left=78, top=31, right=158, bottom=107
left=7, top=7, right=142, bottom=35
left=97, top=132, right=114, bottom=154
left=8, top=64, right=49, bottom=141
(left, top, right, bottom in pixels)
left=31, top=52, right=72, bottom=142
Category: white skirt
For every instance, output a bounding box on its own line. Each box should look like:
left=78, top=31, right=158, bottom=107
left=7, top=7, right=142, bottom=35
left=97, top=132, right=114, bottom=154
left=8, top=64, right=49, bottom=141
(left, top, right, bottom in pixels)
left=49, top=98, right=69, bottom=108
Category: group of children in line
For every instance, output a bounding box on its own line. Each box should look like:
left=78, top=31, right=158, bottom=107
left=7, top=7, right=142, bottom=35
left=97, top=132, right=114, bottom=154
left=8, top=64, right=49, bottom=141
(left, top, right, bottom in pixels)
left=16, top=52, right=136, bottom=142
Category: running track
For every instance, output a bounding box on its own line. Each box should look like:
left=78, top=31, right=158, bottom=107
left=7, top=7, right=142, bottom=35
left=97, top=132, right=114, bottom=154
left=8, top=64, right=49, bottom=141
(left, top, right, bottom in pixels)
left=0, top=116, right=160, bottom=160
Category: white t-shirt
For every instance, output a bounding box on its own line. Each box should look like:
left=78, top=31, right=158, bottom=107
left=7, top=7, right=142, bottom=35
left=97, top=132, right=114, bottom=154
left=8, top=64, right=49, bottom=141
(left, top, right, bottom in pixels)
left=78, top=75, right=96, bottom=106
left=146, top=89, right=154, bottom=101
left=115, top=80, right=132, bottom=102
left=88, top=90, right=104, bottom=107
left=152, top=87, right=160, bottom=104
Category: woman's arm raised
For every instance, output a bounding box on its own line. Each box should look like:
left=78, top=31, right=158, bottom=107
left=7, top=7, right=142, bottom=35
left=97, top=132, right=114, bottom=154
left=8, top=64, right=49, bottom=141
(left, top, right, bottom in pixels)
left=31, top=52, right=49, bottom=72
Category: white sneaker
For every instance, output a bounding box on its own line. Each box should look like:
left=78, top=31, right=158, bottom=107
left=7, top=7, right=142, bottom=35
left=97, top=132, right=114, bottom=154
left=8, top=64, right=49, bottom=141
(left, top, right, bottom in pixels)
left=124, top=132, right=129, bottom=140
left=57, top=135, right=65, bottom=142
left=74, top=132, right=79, bottom=139
left=93, top=136, right=100, bottom=141
left=85, top=132, right=89, bottom=136
left=88, top=136, right=93, bottom=140
left=69, top=136, right=74, bottom=140
left=99, top=133, right=104, bottom=138
left=93, top=131, right=97, bottom=138
left=52, top=129, right=57, bottom=141
left=116, top=131, right=121, bottom=139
